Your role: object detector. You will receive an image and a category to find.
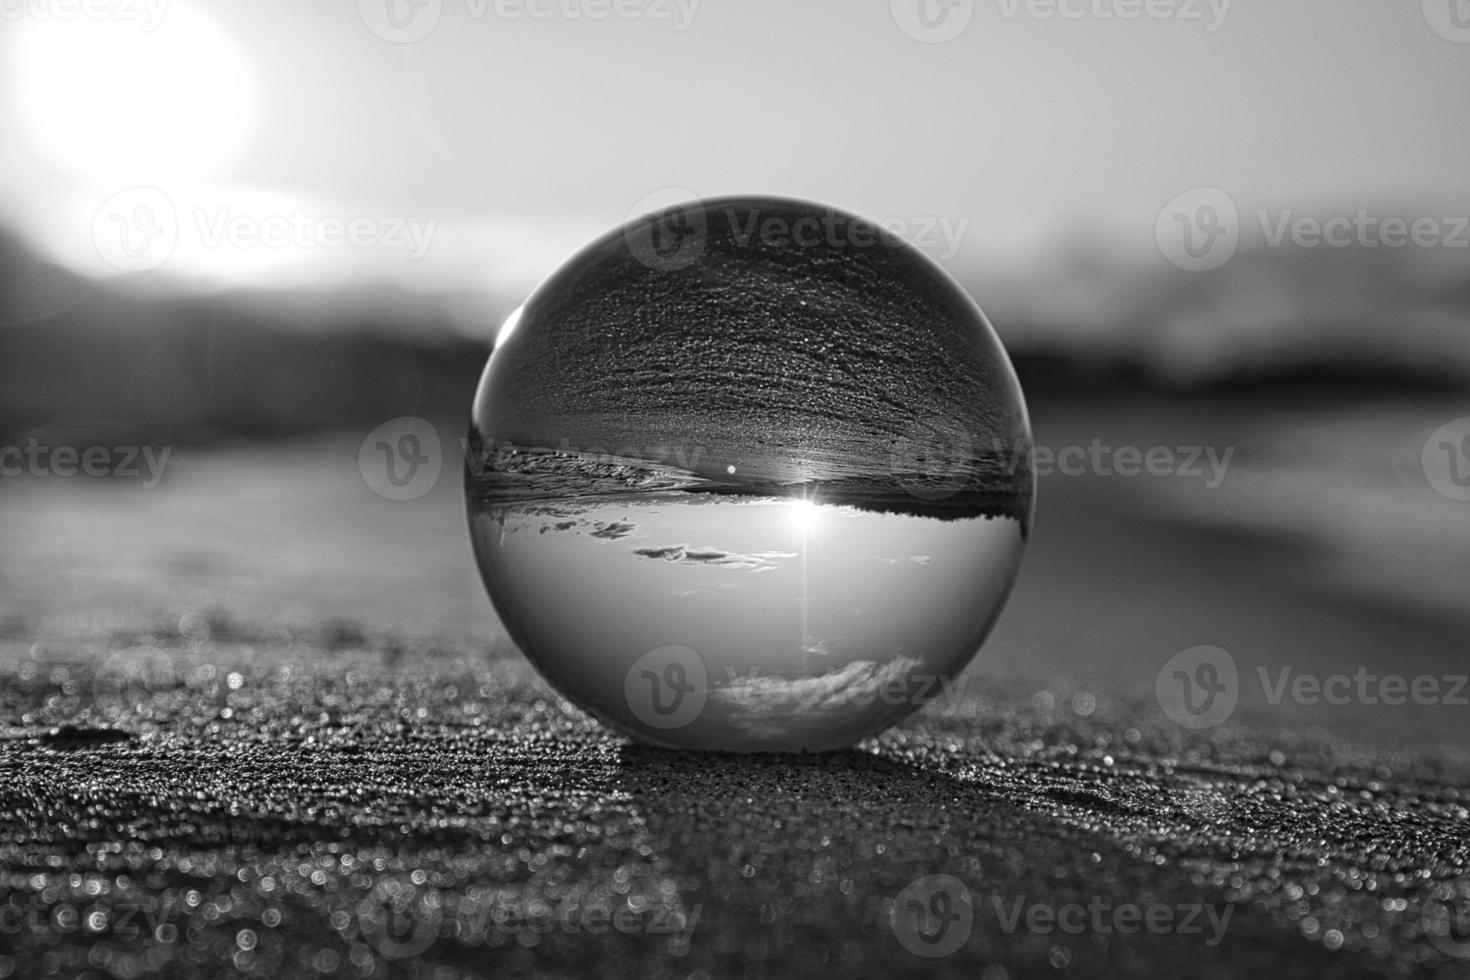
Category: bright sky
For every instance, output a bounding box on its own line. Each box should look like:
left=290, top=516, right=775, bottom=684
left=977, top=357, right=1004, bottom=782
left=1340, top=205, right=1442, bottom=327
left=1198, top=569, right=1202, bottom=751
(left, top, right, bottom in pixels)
left=1, top=0, right=1467, bottom=297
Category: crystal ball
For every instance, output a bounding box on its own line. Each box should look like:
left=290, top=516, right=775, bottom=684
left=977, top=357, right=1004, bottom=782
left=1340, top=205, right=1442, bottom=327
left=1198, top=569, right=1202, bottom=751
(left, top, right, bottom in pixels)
left=466, top=196, right=1033, bottom=752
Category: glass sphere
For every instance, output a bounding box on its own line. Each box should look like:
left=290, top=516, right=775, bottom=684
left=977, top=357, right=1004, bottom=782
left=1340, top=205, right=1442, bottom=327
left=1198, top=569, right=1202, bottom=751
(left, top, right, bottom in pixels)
left=466, top=196, right=1033, bottom=752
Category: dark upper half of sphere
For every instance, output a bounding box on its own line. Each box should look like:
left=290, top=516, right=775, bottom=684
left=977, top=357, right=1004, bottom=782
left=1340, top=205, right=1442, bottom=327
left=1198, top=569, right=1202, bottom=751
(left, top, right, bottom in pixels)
left=470, top=197, right=1032, bottom=518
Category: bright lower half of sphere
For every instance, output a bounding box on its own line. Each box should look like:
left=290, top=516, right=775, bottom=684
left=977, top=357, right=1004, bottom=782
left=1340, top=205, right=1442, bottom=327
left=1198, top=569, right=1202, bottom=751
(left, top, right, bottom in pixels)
left=467, top=196, right=1034, bottom=752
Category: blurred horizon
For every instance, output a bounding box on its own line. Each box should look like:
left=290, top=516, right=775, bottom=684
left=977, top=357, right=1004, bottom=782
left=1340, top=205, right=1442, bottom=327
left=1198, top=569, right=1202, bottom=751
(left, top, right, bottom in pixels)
left=5, top=206, right=1470, bottom=449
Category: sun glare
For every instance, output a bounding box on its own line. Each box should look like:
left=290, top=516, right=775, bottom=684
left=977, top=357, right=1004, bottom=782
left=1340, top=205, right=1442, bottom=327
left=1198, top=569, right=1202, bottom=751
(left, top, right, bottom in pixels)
left=789, top=497, right=823, bottom=535
left=6, top=8, right=258, bottom=182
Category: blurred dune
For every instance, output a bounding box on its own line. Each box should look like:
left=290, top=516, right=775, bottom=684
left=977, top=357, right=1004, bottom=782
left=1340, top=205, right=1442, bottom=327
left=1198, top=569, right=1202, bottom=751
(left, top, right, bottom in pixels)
left=5, top=218, right=1469, bottom=456
left=977, top=238, right=1470, bottom=392
left=0, top=226, right=496, bottom=446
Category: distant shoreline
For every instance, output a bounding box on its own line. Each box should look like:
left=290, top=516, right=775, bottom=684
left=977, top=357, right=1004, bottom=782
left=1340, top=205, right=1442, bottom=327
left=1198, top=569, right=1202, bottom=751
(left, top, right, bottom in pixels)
left=465, top=444, right=1033, bottom=528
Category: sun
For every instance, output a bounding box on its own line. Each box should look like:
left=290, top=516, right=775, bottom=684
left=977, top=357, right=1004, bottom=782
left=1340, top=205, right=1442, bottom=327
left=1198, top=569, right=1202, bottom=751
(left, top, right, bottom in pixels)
left=5, top=7, right=258, bottom=183
left=788, top=497, right=823, bottom=535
